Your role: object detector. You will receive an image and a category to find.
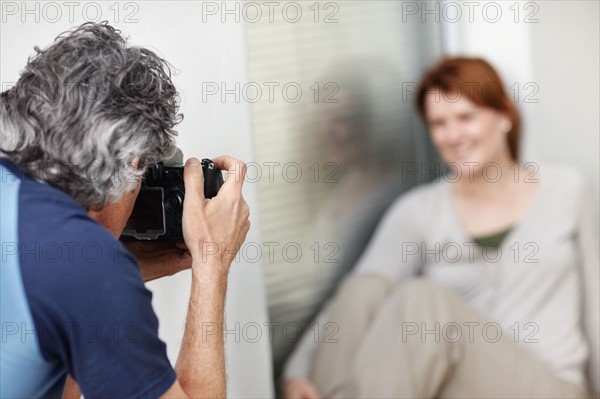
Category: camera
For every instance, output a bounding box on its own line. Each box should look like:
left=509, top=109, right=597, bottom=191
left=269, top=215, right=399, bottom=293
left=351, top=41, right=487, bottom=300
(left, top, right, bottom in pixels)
left=121, top=156, right=224, bottom=241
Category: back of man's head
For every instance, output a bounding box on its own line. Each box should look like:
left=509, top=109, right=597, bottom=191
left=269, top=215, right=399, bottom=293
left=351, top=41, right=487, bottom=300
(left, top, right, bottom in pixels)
left=0, top=21, right=182, bottom=210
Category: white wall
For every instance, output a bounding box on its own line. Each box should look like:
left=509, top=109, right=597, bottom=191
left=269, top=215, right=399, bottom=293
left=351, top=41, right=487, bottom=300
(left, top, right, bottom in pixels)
left=441, top=0, right=536, bottom=160
left=528, top=1, right=599, bottom=202
left=0, top=2, right=273, bottom=397
left=441, top=0, right=599, bottom=203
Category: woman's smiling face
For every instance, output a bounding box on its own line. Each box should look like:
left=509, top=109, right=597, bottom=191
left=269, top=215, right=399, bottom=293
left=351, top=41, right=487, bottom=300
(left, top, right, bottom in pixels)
left=425, top=89, right=512, bottom=175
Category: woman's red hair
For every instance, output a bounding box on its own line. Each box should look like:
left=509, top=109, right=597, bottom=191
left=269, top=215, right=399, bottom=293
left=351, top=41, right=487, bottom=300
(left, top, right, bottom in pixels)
left=416, top=57, right=520, bottom=161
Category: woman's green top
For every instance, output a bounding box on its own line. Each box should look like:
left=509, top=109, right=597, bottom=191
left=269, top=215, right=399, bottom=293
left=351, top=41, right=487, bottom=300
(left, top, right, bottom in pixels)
left=472, top=226, right=513, bottom=248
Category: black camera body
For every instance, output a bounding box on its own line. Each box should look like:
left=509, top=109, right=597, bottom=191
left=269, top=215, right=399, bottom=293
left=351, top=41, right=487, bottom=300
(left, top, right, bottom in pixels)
left=121, top=158, right=223, bottom=241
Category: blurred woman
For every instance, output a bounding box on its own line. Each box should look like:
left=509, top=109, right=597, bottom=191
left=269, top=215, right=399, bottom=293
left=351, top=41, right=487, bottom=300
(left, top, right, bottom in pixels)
left=282, top=57, right=599, bottom=398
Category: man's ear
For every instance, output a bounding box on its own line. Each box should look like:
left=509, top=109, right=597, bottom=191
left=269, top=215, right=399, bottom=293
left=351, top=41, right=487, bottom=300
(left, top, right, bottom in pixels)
left=130, top=156, right=140, bottom=170
left=128, top=156, right=143, bottom=192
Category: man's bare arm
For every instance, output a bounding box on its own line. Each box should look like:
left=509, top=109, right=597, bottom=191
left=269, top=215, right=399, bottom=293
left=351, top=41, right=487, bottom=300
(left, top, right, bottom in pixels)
left=159, top=261, right=228, bottom=399
left=168, top=156, right=249, bottom=397
left=170, top=263, right=228, bottom=398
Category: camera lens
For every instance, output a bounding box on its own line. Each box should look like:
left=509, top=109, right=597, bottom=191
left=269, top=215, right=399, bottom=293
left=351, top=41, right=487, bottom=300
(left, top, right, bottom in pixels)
left=164, top=192, right=183, bottom=212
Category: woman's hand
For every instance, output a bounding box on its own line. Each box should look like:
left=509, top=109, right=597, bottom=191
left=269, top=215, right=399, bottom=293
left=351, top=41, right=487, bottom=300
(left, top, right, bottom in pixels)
left=282, top=378, right=321, bottom=399
left=123, top=241, right=192, bottom=282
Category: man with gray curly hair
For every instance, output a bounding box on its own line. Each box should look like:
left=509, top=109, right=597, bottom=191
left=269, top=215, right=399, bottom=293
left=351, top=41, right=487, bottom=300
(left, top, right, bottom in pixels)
left=0, top=22, right=250, bottom=398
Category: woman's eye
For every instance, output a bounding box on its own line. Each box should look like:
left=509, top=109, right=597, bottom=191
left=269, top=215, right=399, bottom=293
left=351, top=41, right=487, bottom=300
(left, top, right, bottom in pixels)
left=428, top=120, right=444, bottom=128
left=459, top=113, right=474, bottom=121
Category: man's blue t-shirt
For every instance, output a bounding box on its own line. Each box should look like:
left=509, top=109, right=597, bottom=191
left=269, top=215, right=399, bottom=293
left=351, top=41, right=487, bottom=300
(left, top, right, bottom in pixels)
left=0, top=158, right=176, bottom=398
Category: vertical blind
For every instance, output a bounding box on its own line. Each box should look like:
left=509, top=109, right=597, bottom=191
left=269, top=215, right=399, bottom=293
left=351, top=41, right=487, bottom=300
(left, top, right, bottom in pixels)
left=244, top=0, right=443, bottom=382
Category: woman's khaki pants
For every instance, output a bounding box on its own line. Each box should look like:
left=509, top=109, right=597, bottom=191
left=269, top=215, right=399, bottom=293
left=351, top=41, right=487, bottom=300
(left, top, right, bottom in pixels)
left=310, top=274, right=593, bottom=398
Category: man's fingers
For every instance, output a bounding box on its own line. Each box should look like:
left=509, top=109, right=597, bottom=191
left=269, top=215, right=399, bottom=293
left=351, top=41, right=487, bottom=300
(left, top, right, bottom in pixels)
left=184, top=157, right=205, bottom=206
left=212, top=155, right=247, bottom=191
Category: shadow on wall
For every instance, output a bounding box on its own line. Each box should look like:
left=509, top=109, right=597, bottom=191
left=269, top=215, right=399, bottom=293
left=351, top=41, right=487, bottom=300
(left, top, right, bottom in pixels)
left=270, top=57, right=424, bottom=387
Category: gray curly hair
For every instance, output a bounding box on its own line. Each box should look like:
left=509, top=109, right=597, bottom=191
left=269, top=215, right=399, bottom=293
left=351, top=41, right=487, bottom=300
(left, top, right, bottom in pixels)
left=0, top=21, right=182, bottom=210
